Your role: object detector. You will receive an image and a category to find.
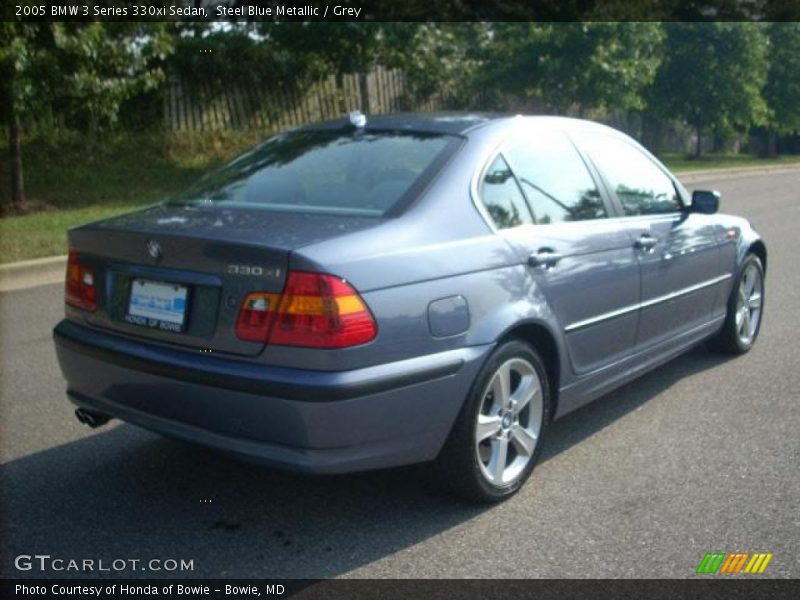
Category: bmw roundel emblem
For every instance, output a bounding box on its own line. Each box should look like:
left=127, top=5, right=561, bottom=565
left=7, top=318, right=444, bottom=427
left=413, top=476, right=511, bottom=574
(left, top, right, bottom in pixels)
left=146, top=239, right=162, bottom=260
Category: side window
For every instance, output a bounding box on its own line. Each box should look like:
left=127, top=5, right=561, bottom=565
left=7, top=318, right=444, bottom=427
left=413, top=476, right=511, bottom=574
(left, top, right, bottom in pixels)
left=581, top=134, right=682, bottom=216
left=505, top=132, right=606, bottom=224
left=479, top=155, right=534, bottom=230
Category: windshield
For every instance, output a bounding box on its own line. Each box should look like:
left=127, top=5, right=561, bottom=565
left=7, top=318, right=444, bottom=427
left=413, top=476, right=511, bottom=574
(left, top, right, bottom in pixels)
left=170, top=130, right=458, bottom=217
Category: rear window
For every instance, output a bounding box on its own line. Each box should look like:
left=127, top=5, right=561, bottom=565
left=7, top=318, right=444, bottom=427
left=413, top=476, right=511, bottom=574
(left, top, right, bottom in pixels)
left=170, top=130, right=458, bottom=216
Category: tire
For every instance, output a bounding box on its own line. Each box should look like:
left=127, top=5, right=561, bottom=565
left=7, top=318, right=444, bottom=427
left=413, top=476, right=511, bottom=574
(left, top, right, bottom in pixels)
left=435, top=339, right=551, bottom=503
left=710, top=253, right=765, bottom=354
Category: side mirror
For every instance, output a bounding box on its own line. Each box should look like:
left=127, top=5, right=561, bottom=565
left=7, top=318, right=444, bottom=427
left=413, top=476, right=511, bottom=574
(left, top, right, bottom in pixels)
left=691, top=190, right=720, bottom=214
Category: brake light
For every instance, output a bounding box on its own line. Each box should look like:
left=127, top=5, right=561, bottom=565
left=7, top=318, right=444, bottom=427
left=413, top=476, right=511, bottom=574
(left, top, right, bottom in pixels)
left=235, top=271, right=377, bottom=348
left=65, top=249, right=97, bottom=311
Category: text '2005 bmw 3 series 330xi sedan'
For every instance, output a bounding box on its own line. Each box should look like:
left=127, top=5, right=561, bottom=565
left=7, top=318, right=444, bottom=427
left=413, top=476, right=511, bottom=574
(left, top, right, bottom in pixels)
left=54, top=113, right=767, bottom=502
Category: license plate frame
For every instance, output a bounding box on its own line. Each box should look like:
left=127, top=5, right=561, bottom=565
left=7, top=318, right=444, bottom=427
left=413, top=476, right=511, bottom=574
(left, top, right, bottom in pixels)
left=126, top=278, right=190, bottom=333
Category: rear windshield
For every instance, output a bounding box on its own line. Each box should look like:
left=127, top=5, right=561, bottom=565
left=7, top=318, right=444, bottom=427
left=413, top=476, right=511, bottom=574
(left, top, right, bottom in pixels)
left=170, top=130, right=458, bottom=216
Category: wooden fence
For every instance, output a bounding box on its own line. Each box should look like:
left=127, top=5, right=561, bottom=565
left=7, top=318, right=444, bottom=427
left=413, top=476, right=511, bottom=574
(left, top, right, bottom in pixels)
left=161, top=68, right=702, bottom=154
left=163, top=66, right=425, bottom=132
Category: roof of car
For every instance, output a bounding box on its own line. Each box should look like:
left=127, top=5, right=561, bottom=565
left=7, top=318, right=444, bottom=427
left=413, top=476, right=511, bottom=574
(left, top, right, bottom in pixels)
left=296, top=112, right=616, bottom=137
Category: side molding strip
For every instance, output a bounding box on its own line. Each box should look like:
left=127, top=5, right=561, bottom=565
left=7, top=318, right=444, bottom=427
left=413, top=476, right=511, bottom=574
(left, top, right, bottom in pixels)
left=565, top=273, right=732, bottom=333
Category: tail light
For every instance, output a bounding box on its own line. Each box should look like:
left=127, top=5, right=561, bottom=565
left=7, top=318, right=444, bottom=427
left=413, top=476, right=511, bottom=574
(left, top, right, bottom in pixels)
left=235, top=271, right=377, bottom=348
left=235, top=292, right=280, bottom=342
left=65, top=249, right=97, bottom=311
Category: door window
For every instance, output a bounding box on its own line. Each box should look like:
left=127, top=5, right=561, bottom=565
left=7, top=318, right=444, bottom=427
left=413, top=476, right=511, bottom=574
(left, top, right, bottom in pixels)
left=505, top=132, right=606, bottom=224
left=581, top=134, right=682, bottom=216
left=479, top=155, right=534, bottom=229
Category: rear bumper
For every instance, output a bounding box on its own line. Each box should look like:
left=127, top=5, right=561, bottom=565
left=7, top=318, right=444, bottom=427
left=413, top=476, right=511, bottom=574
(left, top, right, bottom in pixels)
left=53, top=320, right=490, bottom=473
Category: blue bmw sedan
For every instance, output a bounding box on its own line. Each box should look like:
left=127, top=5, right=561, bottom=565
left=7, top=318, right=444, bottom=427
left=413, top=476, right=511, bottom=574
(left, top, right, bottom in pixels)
left=54, top=113, right=766, bottom=502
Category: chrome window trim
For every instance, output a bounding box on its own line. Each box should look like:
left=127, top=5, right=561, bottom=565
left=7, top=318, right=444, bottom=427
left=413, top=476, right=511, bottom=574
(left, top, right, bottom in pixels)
left=564, top=273, right=732, bottom=333
left=470, top=141, right=506, bottom=234
left=602, top=212, right=684, bottom=225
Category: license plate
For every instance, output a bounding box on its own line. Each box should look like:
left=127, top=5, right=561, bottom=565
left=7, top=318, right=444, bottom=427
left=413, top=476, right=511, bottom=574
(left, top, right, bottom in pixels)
left=126, top=279, right=188, bottom=332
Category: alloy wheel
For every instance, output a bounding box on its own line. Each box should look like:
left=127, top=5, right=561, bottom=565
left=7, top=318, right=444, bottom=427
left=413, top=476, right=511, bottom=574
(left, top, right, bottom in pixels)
left=735, top=262, right=763, bottom=346
left=474, top=358, right=544, bottom=486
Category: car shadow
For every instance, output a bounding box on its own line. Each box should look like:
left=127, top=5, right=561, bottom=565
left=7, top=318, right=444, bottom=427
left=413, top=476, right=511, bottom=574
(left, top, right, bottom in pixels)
left=539, top=345, right=728, bottom=463
left=0, top=346, right=729, bottom=579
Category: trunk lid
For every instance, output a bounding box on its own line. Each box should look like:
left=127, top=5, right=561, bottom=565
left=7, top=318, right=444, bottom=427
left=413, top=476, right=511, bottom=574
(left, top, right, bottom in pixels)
left=68, top=203, right=382, bottom=356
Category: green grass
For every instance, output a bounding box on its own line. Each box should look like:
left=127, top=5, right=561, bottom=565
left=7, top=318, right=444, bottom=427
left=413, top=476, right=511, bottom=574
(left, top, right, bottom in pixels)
left=0, top=130, right=267, bottom=263
left=661, top=152, right=800, bottom=172
left=1, top=130, right=270, bottom=210
left=1, top=134, right=799, bottom=264
left=0, top=205, right=145, bottom=263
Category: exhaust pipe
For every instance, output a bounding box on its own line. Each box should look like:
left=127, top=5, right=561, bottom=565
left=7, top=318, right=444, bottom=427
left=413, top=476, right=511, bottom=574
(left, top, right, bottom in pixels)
left=75, top=408, right=111, bottom=429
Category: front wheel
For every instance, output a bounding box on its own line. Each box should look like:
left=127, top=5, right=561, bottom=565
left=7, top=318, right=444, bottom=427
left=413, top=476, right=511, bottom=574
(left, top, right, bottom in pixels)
left=436, top=340, right=550, bottom=503
left=710, top=253, right=765, bottom=354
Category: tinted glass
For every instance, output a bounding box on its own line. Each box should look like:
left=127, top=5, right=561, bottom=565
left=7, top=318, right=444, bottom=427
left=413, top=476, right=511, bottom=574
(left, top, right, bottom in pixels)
left=505, top=132, right=606, bottom=224
left=479, top=155, right=534, bottom=229
left=170, top=131, right=455, bottom=216
left=581, top=134, right=682, bottom=216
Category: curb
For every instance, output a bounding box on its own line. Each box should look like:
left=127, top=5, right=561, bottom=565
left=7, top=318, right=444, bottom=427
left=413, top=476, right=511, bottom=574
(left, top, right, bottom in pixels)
left=676, top=163, right=800, bottom=184
left=0, top=164, right=798, bottom=293
left=0, top=255, right=67, bottom=293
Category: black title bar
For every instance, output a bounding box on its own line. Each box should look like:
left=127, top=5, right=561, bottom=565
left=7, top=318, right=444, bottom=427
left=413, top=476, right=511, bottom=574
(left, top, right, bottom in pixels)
left=3, top=579, right=800, bottom=600
left=4, top=0, right=800, bottom=22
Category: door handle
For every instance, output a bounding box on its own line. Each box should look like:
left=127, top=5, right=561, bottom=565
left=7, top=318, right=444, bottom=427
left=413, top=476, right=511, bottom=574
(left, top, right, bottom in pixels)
left=634, top=233, right=659, bottom=252
left=528, top=248, right=562, bottom=269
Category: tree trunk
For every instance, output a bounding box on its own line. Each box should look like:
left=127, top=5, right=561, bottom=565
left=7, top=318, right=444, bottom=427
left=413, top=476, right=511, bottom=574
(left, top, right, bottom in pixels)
left=694, top=126, right=704, bottom=158
left=358, top=71, right=371, bottom=114
left=641, top=112, right=660, bottom=152
left=767, top=127, right=778, bottom=158
left=712, top=131, right=724, bottom=153
left=9, top=113, right=25, bottom=209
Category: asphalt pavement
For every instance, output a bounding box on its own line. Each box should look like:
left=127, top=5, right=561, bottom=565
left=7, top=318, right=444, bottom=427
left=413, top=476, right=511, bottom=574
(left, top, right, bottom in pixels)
left=1, top=171, right=798, bottom=579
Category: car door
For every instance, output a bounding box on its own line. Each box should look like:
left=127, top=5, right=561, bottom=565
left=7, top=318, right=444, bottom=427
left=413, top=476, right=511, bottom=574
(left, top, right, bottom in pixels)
left=477, top=129, right=641, bottom=375
left=578, top=133, right=722, bottom=349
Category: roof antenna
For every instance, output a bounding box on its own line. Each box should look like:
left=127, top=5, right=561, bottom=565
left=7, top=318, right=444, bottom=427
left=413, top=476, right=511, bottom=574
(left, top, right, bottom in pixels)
left=348, top=110, right=367, bottom=128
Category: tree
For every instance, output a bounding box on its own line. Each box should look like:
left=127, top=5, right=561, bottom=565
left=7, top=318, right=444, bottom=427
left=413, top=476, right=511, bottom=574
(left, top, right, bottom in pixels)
left=481, top=23, right=664, bottom=114
left=648, top=23, right=768, bottom=157
left=168, top=22, right=313, bottom=89
left=382, top=23, right=488, bottom=109
left=0, top=23, right=36, bottom=210
left=0, top=23, right=172, bottom=211
left=267, top=23, right=394, bottom=114
left=764, top=23, right=800, bottom=155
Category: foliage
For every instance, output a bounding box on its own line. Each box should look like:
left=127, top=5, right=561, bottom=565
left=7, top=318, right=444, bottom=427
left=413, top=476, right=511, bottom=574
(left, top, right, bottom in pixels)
left=168, top=23, right=312, bottom=90
left=3, top=22, right=793, bottom=139
left=482, top=23, right=664, bottom=113
left=1, top=22, right=174, bottom=208
left=647, top=23, right=769, bottom=153
left=1, top=22, right=172, bottom=130
left=764, top=22, right=800, bottom=133
left=382, top=23, right=489, bottom=107
left=266, top=22, right=389, bottom=79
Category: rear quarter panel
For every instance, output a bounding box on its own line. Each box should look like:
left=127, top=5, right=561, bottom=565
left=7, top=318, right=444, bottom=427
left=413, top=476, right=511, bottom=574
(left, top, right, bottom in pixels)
left=260, top=258, right=564, bottom=372
left=280, top=124, right=571, bottom=389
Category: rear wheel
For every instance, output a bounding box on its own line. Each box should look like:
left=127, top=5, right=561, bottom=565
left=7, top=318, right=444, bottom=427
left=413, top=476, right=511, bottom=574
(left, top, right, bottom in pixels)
left=436, top=340, right=550, bottom=503
left=710, top=253, right=764, bottom=354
